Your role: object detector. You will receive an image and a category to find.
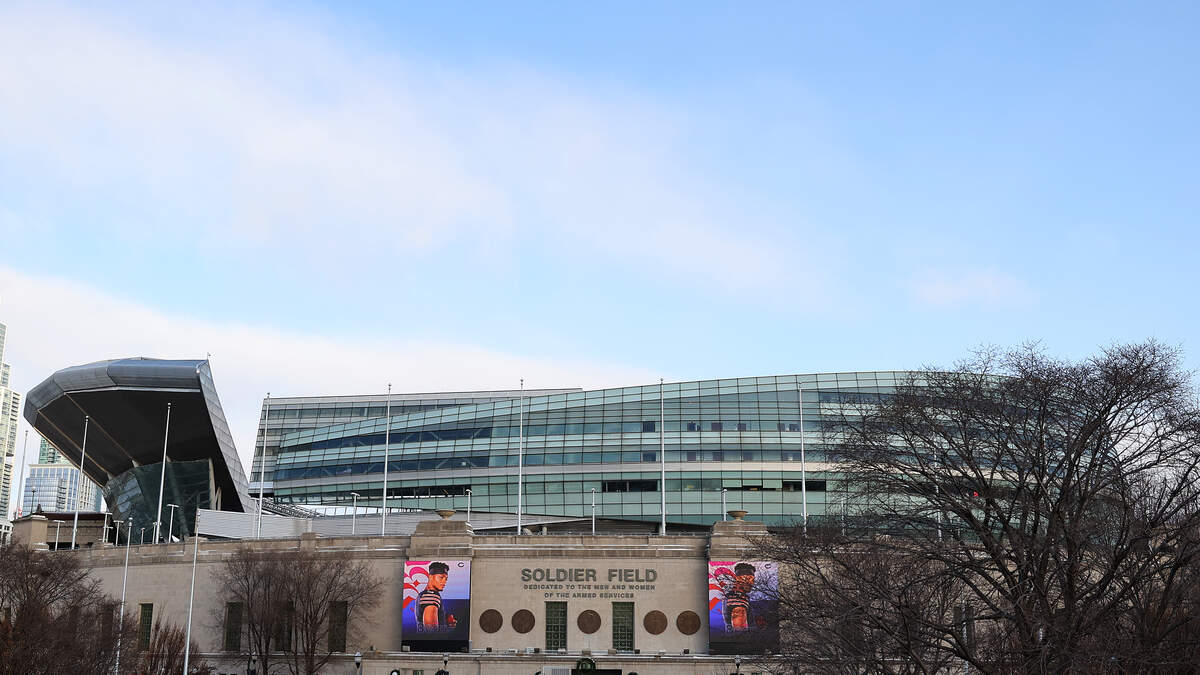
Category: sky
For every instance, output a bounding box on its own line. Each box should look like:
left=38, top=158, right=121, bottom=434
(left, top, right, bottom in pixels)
left=1, top=1, right=1197, bottom=517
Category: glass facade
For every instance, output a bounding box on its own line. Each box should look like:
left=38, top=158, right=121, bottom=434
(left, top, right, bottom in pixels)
left=104, top=460, right=213, bottom=538
left=22, top=463, right=101, bottom=513
left=266, top=373, right=906, bottom=527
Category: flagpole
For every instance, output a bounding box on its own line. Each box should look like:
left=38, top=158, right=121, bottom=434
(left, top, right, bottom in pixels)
left=381, top=383, right=391, bottom=536
left=71, top=415, right=89, bottom=549
left=182, top=512, right=200, bottom=674
left=798, top=381, right=808, bottom=537
left=516, top=378, right=524, bottom=535
left=153, top=403, right=171, bottom=543
left=256, top=394, right=269, bottom=539
left=660, top=377, right=666, bottom=536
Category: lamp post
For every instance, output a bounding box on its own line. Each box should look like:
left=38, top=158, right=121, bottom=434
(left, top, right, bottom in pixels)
left=465, top=489, right=472, bottom=526
left=140, top=527, right=145, bottom=545
left=354, top=652, right=363, bottom=675
left=591, top=488, right=596, bottom=535
left=349, top=492, right=360, bottom=535
left=167, top=503, right=179, bottom=542
left=101, top=513, right=110, bottom=545
left=722, top=489, right=728, bottom=520
left=52, top=520, right=64, bottom=550
left=381, top=383, right=392, bottom=536
left=153, top=402, right=172, bottom=543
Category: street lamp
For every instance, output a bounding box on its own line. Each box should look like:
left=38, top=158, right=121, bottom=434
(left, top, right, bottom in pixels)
left=140, top=527, right=146, bottom=545
left=349, top=492, right=360, bottom=535
left=52, top=519, right=64, bottom=550
left=167, top=503, right=179, bottom=542
left=722, top=488, right=728, bottom=520
left=591, top=488, right=596, bottom=535
left=354, top=651, right=363, bottom=675
left=465, top=488, right=472, bottom=526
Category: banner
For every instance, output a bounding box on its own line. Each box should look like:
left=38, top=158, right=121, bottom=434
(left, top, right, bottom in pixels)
left=708, top=560, right=778, bottom=652
left=402, top=560, right=471, bottom=648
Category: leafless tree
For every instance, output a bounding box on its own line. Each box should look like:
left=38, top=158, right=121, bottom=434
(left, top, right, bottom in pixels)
left=134, top=615, right=214, bottom=675
left=757, top=341, right=1200, bottom=674
left=0, top=543, right=137, bottom=675
left=216, top=544, right=381, bottom=675
left=212, top=546, right=291, bottom=674
left=279, top=548, right=381, bottom=675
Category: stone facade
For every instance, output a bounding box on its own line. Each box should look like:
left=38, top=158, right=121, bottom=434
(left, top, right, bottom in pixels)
left=55, top=513, right=772, bottom=674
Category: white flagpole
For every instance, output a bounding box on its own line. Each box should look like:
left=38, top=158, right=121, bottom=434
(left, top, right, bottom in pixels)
left=114, top=520, right=131, bottom=675
left=381, top=383, right=391, bottom=536
left=71, top=415, right=89, bottom=549
left=182, top=515, right=200, bottom=675
left=14, top=429, right=28, bottom=518
left=153, top=403, right=171, bottom=543
left=660, top=378, right=666, bottom=536
left=798, top=382, right=808, bottom=536
left=516, top=378, right=524, bottom=535
left=256, top=394, right=270, bottom=539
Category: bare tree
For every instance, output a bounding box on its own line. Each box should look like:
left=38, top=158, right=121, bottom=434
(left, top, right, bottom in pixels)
left=134, top=615, right=214, bottom=675
left=280, top=548, right=381, bottom=675
left=0, top=543, right=137, bottom=675
left=213, top=547, right=291, bottom=674
left=216, top=544, right=381, bottom=675
left=758, top=341, right=1200, bottom=674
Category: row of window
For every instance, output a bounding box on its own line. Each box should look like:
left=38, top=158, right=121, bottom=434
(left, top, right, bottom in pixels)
left=223, top=601, right=348, bottom=652
left=543, top=602, right=635, bottom=652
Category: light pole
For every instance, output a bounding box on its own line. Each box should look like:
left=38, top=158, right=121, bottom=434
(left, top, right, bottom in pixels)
left=153, top=402, right=172, bottom=543
left=465, top=489, right=472, bottom=526
left=52, top=520, right=64, bottom=550
left=591, top=488, right=596, bottom=535
left=101, top=514, right=110, bottom=545
left=114, top=520, right=132, bottom=675
left=183, top=509, right=200, bottom=675
left=516, top=378, right=524, bottom=535
left=166, top=503, right=179, bottom=542
left=354, top=651, right=363, bottom=675
left=349, top=492, right=360, bottom=535
left=722, top=488, right=728, bottom=520
left=140, top=527, right=145, bottom=545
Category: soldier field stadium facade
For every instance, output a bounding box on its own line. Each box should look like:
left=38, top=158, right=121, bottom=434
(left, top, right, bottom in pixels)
left=13, top=359, right=910, bottom=674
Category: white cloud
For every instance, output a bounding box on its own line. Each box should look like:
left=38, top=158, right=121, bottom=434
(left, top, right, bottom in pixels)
left=909, top=268, right=1037, bottom=309
left=0, top=266, right=655, bottom=496
left=0, top=3, right=811, bottom=290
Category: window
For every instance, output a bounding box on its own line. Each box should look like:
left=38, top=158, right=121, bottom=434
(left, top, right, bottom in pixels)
left=275, top=602, right=294, bottom=652
left=783, top=480, right=827, bottom=492
left=224, top=602, right=243, bottom=651
left=329, top=601, right=348, bottom=652
left=612, top=602, right=634, bottom=652
left=546, top=601, right=567, bottom=651
left=138, top=603, right=154, bottom=651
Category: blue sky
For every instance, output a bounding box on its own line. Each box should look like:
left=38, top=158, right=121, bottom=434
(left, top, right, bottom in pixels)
left=1, top=1, right=1197, bottom=485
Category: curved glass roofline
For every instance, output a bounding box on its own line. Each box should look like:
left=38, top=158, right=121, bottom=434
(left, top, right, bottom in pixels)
left=279, top=371, right=916, bottom=446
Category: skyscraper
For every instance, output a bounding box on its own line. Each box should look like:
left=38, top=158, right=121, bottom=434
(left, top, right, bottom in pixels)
left=0, top=322, right=21, bottom=527
left=21, top=437, right=102, bottom=514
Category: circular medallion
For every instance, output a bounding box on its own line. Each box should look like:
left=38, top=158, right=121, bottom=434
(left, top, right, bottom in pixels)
left=676, top=610, right=701, bottom=635
left=577, top=609, right=602, bottom=634
left=512, top=609, right=536, bottom=634
left=479, top=609, right=503, bottom=634
left=643, top=610, right=668, bottom=635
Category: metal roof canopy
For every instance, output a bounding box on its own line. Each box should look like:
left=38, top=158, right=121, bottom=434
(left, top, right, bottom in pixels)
left=23, top=358, right=250, bottom=512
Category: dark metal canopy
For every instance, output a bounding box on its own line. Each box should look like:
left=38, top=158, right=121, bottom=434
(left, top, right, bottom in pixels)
left=23, top=358, right=250, bottom=512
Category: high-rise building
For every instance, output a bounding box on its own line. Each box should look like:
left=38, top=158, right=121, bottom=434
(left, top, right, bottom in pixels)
left=0, top=322, right=22, bottom=528
left=20, top=437, right=102, bottom=514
